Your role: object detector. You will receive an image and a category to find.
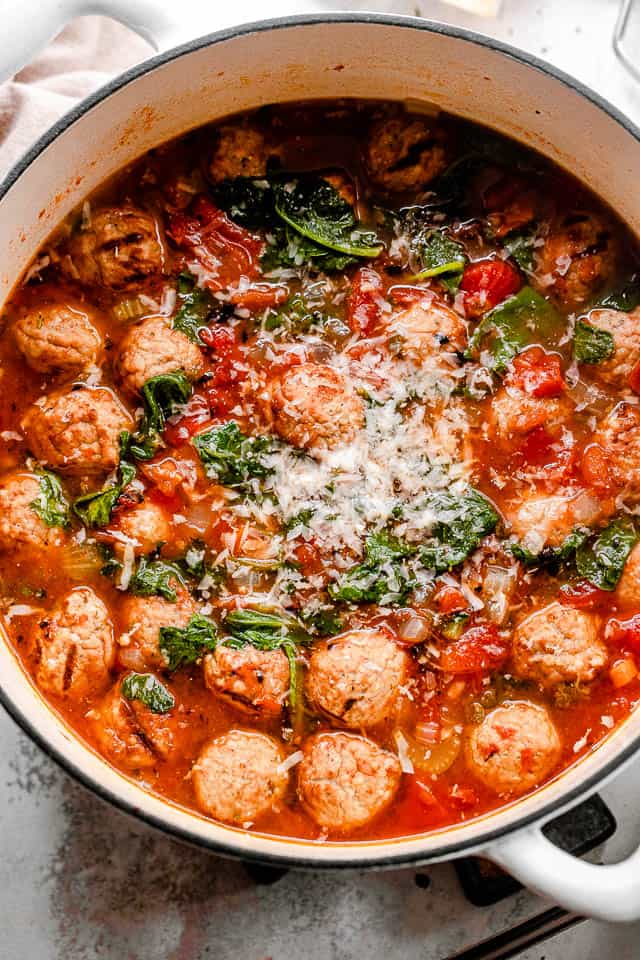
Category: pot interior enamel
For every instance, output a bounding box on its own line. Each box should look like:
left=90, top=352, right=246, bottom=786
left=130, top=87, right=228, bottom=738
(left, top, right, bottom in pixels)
left=1, top=16, right=640, bottom=865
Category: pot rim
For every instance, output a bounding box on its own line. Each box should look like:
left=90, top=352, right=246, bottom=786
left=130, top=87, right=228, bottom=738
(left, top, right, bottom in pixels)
left=1, top=11, right=640, bottom=869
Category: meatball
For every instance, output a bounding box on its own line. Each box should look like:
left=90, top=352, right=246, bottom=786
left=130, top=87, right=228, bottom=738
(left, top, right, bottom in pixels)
left=266, top=362, right=365, bottom=451
left=615, top=541, right=640, bottom=608
left=533, top=212, right=616, bottom=310
left=489, top=384, right=570, bottom=442
left=465, top=701, right=561, bottom=796
left=89, top=682, right=173, bottom=769
left=118, top=588, right=198, bottom=671
left=0, top=472, right=66, bottom=552
left=13, top=301, right=102, bottom=374
left=388, top=299, right=467, bottom=362
left=193, top=730, right=288, bottom=824
left=208, top=120, right=283, bottom=183
left=66, top=206, right=165, bottom=289
left=507, top=488, right=603, bottom=556
left=22, top=386, right=132, bottom=476
left=307, top=629, right=409, bottom=729
left=592, top=402, right=640, bottom=493
left=33, top=587, right=115, bottom=698
left=512, top=602, right=607, bottom=688
left=112, top=500, right=171, bottom=556
left=580, top=307, right=640, bottom=385
left=365, top=113, right=448, bottom=193
left=297, top=732, right=402, bottom=831
left=203, top=644, right=290, bottom=716
left=116, top=316, right=205, bottom=396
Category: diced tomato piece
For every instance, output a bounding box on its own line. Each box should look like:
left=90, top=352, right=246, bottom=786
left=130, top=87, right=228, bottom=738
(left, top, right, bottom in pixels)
left=439, top=624, right=509, bottom=675
left=293, top=541, right=323, bottom=577
left=162, top=394, right=212, bottom=447
left=434, top=584, right=468, bottom=615
left=606, top=614, right=640, bottom=655
left=559, top=580, right=609, bottom=610
left=229, top=282, right=288, bottom=312
left=109, top=489, right=141, bottom=519
left=509, top=346, right=564, bottom=398
left=447, top=785, right=479, bottom=809
left=461, top=259, right=521, bottom=317
left=347, top=266, right=385, bottom=336
left=580, top=442, right=614, bottom=493
left=167, top=195, right=263, bottom=292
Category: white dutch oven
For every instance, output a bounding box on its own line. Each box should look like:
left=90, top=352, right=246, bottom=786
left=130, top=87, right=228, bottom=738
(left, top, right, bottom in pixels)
left=1, top=1, right=640, bottom=922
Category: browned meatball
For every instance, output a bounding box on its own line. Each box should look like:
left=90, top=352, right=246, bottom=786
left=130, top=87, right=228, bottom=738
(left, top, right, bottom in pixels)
left=365, top=114, right=448, bottom=193
left=592, top=402, right=640, bottom=494
left=580, top=307, right=640, bottom=385
left=89, top=681, right=174, bottom=769
left=615, top=541, right=640, bottom=608
left=33, top=587, right=114, bottom=698
left=112, top=500, right=172, bottom=556
left=307, top=629, right=409, bottom=729
left=533, top=212, right=616, bottom=310
left=117, top=589, right=198, bottom=671
left=66, top=206, right=166, bottom=289
left=512, top=602, right=607, bottom=688
left=116, top=317, right=206, bottom=396
left=297, top=732, right=402, bottom=831
left=465, top=701, right=561, bottom=796
left=203, top=644, right=290, bottom=716
left=21, top=386, right=132, bottom=476
left=13, top=301, right=102, bottom=374
left=266, top=362, right=365, bottom=451
left=208, top=119, right=283, bottom=183
left=506, top=488, right=603, bottom=557
left=193, top=730, right=289, bottom=824
left=0, top=472, right=66, bottom=552
left=489, top=384, right=570, bottom=443
left=388, top=300, right=467, bottom=362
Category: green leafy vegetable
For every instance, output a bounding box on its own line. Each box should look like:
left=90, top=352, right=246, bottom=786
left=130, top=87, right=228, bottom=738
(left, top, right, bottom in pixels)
left=159, top=613, right=218, bottom=671
left=261, top=225, right=358, bottom=273
left=439, top=611, right=470, bottom=641
left=193, top=421, right=273, bottom=489
left=121, top=672, right=175, bottom=713
left=213, top=177, right=275, bottom=228
left=122, top=371, right=193, bottom=461
left=503, top=230, right=536, bottom=271
left=30, top=471, right=70, bottom=529
left=573, top=319, right=615, bottom=365
left=128, top=557, right=187, bottom=602
left=264, top=291, right=325, bottom=333
left=273, top=178, right=382, bottom=259
left=598, top=278, right=640, bottom=312
left=283, top=507, right=315, bottom=532
left=329, top=531, right=416, bottom=604
left=418, top=489, right=499, bottom=573
left=414, top=230, right=466, bottom=282
left=465, top=286, right=563, bottom=374
left=575, top=519, right=638, bottom=591
left=299, top=607, right=343, bottom=636
left=73, top=460, right=136, bottom=528
left=511, top=528, right=588, bottom=565
left=173, top=272, right=214, bottom=342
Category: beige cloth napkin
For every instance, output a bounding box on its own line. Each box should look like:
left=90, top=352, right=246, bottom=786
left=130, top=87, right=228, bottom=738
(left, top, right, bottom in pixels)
left=0, top=16, right=150, bottom=178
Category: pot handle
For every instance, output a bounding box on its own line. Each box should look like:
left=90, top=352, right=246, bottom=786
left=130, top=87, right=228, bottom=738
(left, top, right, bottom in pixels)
left=485, top=825, right=640, bottom=922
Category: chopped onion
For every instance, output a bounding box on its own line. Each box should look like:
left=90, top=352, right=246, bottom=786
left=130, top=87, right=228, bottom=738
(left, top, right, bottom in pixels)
left=394, top=730, right=415, bottom=774
left=483, top=565, right=518, bottom=625
left=118, top=543, right=135, bottom=591
left=277, top=750, right=304, bottom=775
left=398, top=615, right=430, bottom=644
left=5, top=604, right=40, bottom=620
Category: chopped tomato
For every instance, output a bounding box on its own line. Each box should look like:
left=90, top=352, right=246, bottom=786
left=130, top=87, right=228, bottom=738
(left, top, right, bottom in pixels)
left=438, top=624, right=509, bottom=675
left=347, top=266, right=385, bottom=335
left=293, top=541, right=323, bottom=577
left=559, top=580, right=609, bottom=610
left=514, top=425, right=577, bottom=488
left=168, top=195, right=263, bottom=292
left=461, top=259, right=521, bottom=317
left=228, top=282, right=288, bottom=312
left=509, top=346, right=564, bottom=398
left=434, top=584, right=468, bottom=615
left=200, top=325, right=248, bottom=396
left=606, top=614, right=640, bottom=654
left=580, top=442, right=614, bottom=493
left=447, top=785, right=479, bottom=809
left=163, top=394, right=212, bottom=446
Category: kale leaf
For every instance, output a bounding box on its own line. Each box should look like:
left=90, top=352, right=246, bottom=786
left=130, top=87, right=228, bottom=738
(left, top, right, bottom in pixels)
left=575, top=518, right=638, bottom=591
left=73, top=460, right=136, bottom=528
left=573, top=319, right=615, bottom=365
left=261, top=225, right=358, bottom=273
left=273, top=177, right=382, bottom=258
left=173, top=272, right=215, bottom=343
left=511, top=527, right=588, bottom=565
left=122, top=370, right=193, bottom=461
left=503, top=229, right=536, bottom=271
left=212, top=177, right=275, bottom=228
left=121, top=672, right=175, bottom=713
left=159, top=613, right=218, bottom=671
left=30, top=471, right=70, bottom=529
left=193, top=421, right=273, bottom=489
left=329, top=531, right=416, bottom=605
left=465, top=286, right=563, bottom=374
left=598, top=278, right=640, bottom=312
left=264, top=291, right=325, bottom=333
left=128, top=556, right=187, bottom=602
left=418, top=489, right=499, bottom=573
left=414, top=230, right=466, bottom=282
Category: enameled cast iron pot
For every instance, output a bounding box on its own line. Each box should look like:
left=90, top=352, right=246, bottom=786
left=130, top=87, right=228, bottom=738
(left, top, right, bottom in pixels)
left=1, top=2, right=640, bottom=922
